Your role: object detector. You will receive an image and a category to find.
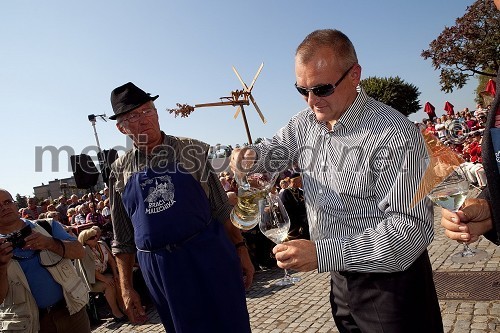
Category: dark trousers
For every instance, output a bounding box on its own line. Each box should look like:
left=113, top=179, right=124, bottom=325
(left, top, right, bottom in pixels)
left=330, top=251, right=443, bottom=333
left=39, top=305, right=90, bottom=333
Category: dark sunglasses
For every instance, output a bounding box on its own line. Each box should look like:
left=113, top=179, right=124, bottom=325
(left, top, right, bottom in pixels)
left=87, top=235, right=97, bottom=241
left=295, top=64, right=356, bottom=97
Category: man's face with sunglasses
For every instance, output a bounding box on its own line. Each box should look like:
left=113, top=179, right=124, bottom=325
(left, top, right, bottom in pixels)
left=295, top=47, right=360, bottom=129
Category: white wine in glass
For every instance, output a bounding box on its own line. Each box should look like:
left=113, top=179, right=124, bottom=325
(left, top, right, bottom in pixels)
left=230, top=172, right=279, bottom=230
left=427, top=166, right=488, bottom=263
left=259, top=192, right=301, bottom=286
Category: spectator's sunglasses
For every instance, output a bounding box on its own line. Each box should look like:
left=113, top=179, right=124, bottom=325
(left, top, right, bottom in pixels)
left=295, top=64, right=355, bottom=98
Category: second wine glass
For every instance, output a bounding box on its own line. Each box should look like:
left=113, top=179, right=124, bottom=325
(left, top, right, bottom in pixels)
left=427, top=166, right=489, bottom=263
left=258, top=192, right=301, bottom=286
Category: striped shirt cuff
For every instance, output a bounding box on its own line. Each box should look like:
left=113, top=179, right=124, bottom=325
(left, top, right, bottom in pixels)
left=315, top=238, right=346, bottom=273
left=215, top=203, right=233, bottom=224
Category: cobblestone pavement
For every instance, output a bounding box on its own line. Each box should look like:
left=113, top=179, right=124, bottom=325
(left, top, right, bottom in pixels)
left=92, top=207, right=500, bottom=332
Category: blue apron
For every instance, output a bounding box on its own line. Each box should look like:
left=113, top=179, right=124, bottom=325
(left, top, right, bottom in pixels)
left=121, top=163, right=251, bottom=333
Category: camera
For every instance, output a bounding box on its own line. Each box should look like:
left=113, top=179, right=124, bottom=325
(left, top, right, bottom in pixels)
left=5, top=225, right=32, bottom=249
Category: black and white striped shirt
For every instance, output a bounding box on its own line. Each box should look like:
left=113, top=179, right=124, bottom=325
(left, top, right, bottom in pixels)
left=256, top=88, right=434, bottom=273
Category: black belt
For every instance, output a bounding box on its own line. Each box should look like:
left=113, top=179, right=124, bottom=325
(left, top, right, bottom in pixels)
left=39, top=298, right=66, bottom=317
left=137, top=218, right=213, bottom=253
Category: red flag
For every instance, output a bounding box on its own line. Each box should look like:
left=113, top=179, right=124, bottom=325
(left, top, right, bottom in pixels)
left=444, top=101, right=454, bottom=116
left=480, top=79, right=496, bottom=108
left=424, top=102, right=436, bottom=120
left=484, top=79, right=496, bottom=96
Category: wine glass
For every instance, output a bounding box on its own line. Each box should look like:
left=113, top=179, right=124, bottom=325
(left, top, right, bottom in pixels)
left=230, top=171, right=279, bottom=230
left=258, top=192, right=301, bottom=286
left=427, top=166, right=489, bottom=263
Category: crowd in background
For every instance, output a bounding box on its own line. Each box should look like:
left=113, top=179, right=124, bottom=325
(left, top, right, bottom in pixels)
left=421, top=103, right=490, bottom=188
left=13, top=189, right=150, bottom=324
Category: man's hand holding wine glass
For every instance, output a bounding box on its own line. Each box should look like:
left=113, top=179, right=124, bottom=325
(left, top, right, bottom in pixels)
left=273, top=239, right=318, bottom=272
left=441, top=198, right=493, bottom=243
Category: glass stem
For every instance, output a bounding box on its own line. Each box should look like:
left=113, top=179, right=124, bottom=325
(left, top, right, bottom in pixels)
left=462, top=242, right=475, bottom=257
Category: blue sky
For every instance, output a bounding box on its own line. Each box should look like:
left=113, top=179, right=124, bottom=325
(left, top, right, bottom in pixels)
left=1, top=0, right=480, bottom=197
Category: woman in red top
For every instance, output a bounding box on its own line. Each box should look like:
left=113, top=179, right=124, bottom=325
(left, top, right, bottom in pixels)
left=468, top=132, right=482, bottom=163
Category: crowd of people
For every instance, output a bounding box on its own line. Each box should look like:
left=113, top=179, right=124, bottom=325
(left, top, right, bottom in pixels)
left=421, top=105, right=490, bottom=189
left=17, top=191, right=114, bottom=244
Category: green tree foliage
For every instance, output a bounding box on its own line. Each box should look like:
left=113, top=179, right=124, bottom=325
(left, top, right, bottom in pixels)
left=421, top=0, right=500, bottom=93
left=475, top=73, right=496, bottom=105
left=360, top=76, right=421, bottom=117
left=15, top=194, right=27, bottom=208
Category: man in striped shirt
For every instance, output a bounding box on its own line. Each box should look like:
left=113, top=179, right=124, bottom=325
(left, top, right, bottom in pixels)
left=232, top=29, right=443, bottom=332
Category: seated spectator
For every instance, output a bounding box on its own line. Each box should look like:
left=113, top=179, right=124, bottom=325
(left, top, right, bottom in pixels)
left=101, top=187, right=109, bottom=201
left=56, top=195, right=69, bottom=225
left=67, top=207, right=77, bottom=225
left=474, top=103, right=486, bottom=118
left=461, top=136, right=474, bottom=162
left=101, top=198, right=111, bottom=223
left=68, top=194, right=80, bottom=209
left=219, top=176, right=232, bottom=192
left=26, top=197, right=42, bottom=219
left=21, top=208, right=35, bottom=220
left=86, top=202, right=105, bottom=225
left=46, top=203, right=57, bottom=213
left=477, top=114, right=487, bottom=129
left=424, top=119, right=437, bottom=136
left=468, top=132, right=482, bottom=164
left=465, top=114, right=478, bottom=131
left=75, top=227, right=126, bottom=322
left=40, top=199, right=50, bottom=213
left=74, top=204, right=88, bottom=225
left=434, top=118, right=447, bottom=141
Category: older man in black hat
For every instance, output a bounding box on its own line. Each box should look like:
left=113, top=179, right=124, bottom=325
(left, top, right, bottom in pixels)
left=108, top=82, right=253, bottom=332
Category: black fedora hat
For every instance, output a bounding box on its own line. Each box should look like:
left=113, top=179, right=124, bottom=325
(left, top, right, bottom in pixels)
left=109, top=82, right=159, bottom=120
